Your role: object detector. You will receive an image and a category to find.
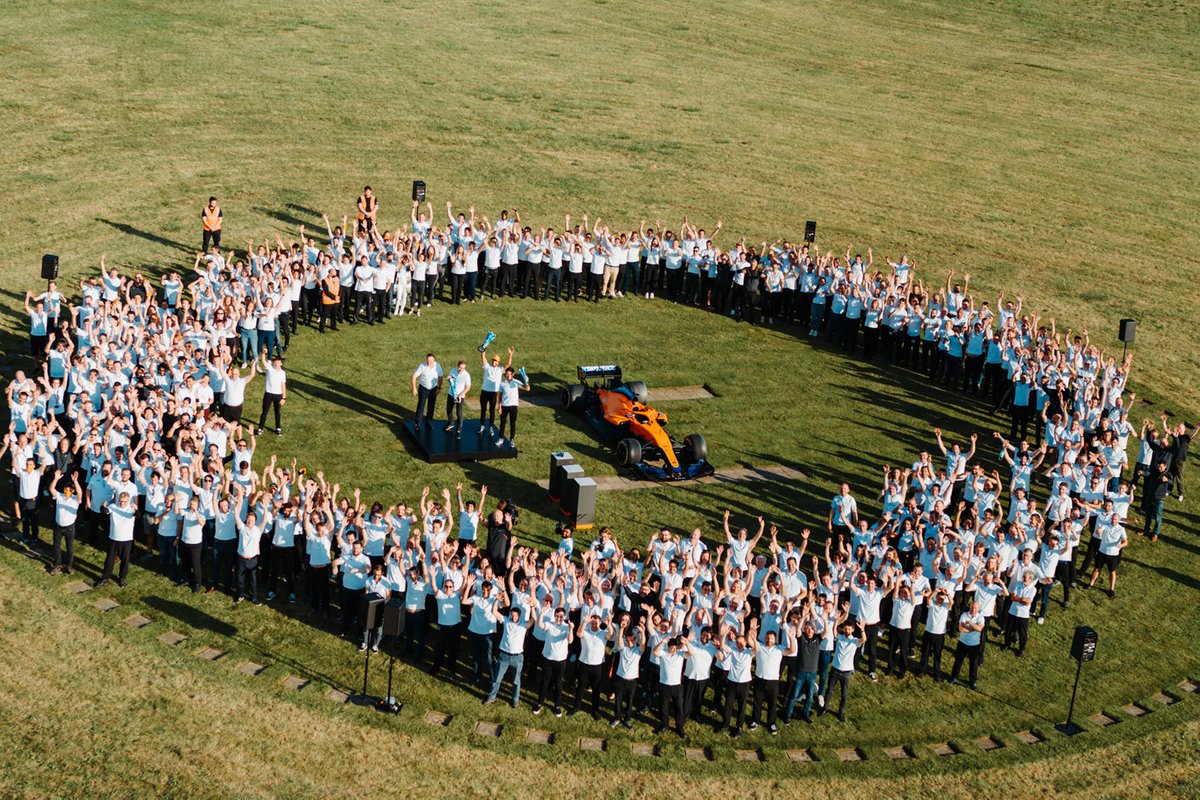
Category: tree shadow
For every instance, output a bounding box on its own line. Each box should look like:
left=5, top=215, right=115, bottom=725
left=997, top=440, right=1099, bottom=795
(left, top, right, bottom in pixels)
left=95, top=218, right=194, bottom=254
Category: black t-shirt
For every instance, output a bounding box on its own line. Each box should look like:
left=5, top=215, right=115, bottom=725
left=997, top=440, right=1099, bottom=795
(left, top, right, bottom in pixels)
left=796, top=633, right=821, bottom=673
left=1172, top=435, right=1189, bottom=464
left=1148, top=471, right=1171, bottom=501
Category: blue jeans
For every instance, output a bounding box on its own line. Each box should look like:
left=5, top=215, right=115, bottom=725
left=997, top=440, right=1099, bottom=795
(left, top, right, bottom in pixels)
left=785, top=670, right=819, bottom=719
left=1143, top=498, right=1164, bottom=539
left=488, top=650, right=524, bottom=705
left=239, top=329, right=258, bottom=363
left=1036, top=581, right=1055, bottom=620
left=258, top=329, right=278, bottom=360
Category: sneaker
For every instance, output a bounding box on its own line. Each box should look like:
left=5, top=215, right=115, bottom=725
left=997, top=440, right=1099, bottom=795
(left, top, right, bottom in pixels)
left=868, top=671, right=878, bottom=681
left=233, top=597, right=242, bottom=605
left=621, top=720, right=632, bottom=730
left=532, top=705, right=543, bottom=716
left=205, top=587, right=216, bottom=595
left=371, top=645, right=380, bottom=653
left=252, top=600, right=263, bottom=606
left=768, top=724, right=778, bottom=735
left=553, top=707, right=563, bottom=718
left=482, top=697, right=495, bottom=707
left=49, top=566, right=61, bottom=576
left=254, top=427, right=264, bottom=435
left=731, top=727, right=742, bottom=738
left=288, top=593, right=296, bottom=603
left=444, top=423, right=455, bottom=432
left=817, top=695, right=825, bottom=709
left=748, top=721, right=758, bottom=731
left=95, top=579, right=110, bottom=589
left=649, top=292, right=654, bottom=299
left=266, top=592, right=276, bottom=601
left=359, top=643, right=367, bottom=651
left=1037, top=618, right=1044, bottom=625
left=117, top=580, right=126, bottom=588
left=610, top=718, right=620, bottom=728
left=275, top=428, right=282, bottom=436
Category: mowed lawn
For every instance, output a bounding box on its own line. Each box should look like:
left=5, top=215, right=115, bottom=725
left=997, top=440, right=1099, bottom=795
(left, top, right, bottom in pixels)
left=1, top=0, right=1199, bottom=796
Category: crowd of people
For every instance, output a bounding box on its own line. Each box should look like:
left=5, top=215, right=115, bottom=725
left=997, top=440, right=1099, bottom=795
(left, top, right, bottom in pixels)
left=2, top=192, right=1194, bottom=739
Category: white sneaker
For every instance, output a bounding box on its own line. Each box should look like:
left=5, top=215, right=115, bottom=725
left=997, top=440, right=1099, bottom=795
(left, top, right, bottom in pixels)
left=617, top=292, right=624, bottom=297
left=649, top=292, right=654, bottom=299
left=1037, top=618, right=1044, bottom=625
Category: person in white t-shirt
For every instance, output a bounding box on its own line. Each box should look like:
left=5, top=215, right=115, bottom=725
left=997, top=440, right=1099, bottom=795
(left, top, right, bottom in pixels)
left=478, top=347, right=512, bottom=437
left=96, top=491, right=138, bottom=588
left=495, top=367, right=529, bottom=445
left=411, top=354, right=443, bottom=431
left=255, top=352, right=287, bottom=436
left=443, top=360, right=472, bottom=436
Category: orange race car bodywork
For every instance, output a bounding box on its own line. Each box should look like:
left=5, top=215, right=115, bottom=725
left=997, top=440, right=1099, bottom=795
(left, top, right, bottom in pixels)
left=596, top=388, right=680, bottom=469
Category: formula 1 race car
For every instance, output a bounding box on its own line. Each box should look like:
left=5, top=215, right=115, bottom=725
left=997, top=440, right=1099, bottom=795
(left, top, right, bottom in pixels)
left=561, top=365, right=713, bottom=481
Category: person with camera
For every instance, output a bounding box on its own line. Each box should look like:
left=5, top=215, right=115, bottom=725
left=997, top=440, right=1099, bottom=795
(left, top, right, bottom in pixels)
left=443, top=360, right=471, bottom=437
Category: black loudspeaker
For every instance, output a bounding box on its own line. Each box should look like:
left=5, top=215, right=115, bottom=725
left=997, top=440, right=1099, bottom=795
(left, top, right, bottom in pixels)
left=412, top=180, right=426, bottom=203
left=1070, top=625, right=1097, bottom=662
left=1118, top=318, right=1136, bottom=344
left=382, top=600, right=405, bottom=637
left=548, top=451, right=575, bottom=502
left=561, top=475, right=597, bottom=531
left=359, top=596, right=384, bottom=632
left=41, top=254, right=59, bottom=281
left=803, top=220, right=817, bottom=243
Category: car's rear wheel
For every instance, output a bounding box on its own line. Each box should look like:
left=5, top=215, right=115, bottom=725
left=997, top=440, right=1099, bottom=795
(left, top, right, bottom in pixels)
left=624, top=380, right=649, bottom=405
left=562, top=383, right=585, bottom=410
left=683, top=433, right=707, bottom=464
left=618, top=437, right=643, bottom=466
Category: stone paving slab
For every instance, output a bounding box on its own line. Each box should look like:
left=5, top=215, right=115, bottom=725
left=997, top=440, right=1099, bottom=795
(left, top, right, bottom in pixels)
left=93, top=598, right=120, bottom=612
left=1089, top=712, right=1118, bottom=727
left=124, top=613, right=152, bottom=628
left=325, top=688, right=349, bottom=704
left=1015, top=730, right=1045, bottom=745
left=631, top=742, right=658, bottom=757
left=884, top=745, right=913, bottom=760
left=1179, top=679, right=1199, bottom=694
left=684, top=747, right=713, bottom=762
left=237, top=661, right=266, bottom=676
left=159, top=631, right=188, bottom=646
left=736, top=748, right=764, bottom=762
left=1153, top=692, right=1180, bottom=706
left=475, top=721, right=502, bottom=737
left=975, top=735, right=1004, bottom=751
left=836, top=747, right=864, bottom=762
left=526, top=729, right=554, bottom=745
left=930, top=742, right=959, bottom=756
left=194, top=647, right=225, bottom=661
left=578, top=737, right=606, bottom=752
left=1122, top=703, right=1150, bottom=718
left=281, top=675, right=309, bottom=691
left=66, top=581, right=91, bottom=594
left=423, top=710, right=451, bottom=726
left=786, top=748, right=816, bottom=763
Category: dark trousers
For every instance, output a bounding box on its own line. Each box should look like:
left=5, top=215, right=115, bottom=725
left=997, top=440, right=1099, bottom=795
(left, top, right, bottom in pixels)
left=823, top=669, right=852, bottom=718
left=1003, top=614, right=1030, bottom=653
left=53, top=523, right=76, bottom=570
left=404, top=608, right=427, bottom=658
left=318, top=302, right=339, bottom=332
left=887, top=626, right=911, bottom=677
left=659, top=682, right=685, bottom=732
left=202, top=228, right=221, bottom=251
left=237, top=556, right=259, bottom=601
left=479, top=391, right=498, bottom=429
left=498, top=405, right=518, bottom=439
left=158, top=533, right=179, bottom=582
left=180, top=541, right=202, bottom=589
left=415, top=385, right=439, bottom=427
left=751, top=677, right=780, bottom=726
left=916, top=630, right=945, bottom=680
left=101, top=538, right=132, bottom=584
left=543, top=268, right=563, bottom=300
left=721, top=680, right=750, bottom=730
left=950, top=641, right=981, bottom=686
left=432, top=621, right=461, bottom=676
left=269, top=544, right=296, bottom=595
left=862, top=622, right=880, bottom=674
left=258, top=392, right=282, bottom=431
left=308, top=563, right=331, bottom=611
left=683, top=676, right=709, bottom=721
left=213, top=539, right=237, bottom=591
left=340, top=585, right=359, bottom=633
left=614, top=676, right=637, bottom=722
left=586, top=272, right=602, bottom=302
left=537, top=658, right=566, bottom=709
left=573, top=662, right=604, bottom=716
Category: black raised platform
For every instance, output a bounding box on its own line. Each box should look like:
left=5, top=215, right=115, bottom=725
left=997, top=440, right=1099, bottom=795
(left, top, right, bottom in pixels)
left=403, top=419, right=519, bottom=463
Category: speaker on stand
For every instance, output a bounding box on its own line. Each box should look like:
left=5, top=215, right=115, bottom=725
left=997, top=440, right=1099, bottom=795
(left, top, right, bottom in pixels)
left=351, top=596, right=384, bottom=706
left=1118, top=318, right=1136, bottom=362
left=41, top=254, right=59, bottom=282
left=803, top=220, right=817, bottom=244
left=377, top=601, right=404, bottom=714
left=412, top=180, right=427, bottom=203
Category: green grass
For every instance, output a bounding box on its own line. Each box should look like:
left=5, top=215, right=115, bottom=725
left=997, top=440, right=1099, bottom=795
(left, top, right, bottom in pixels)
left=1, top=0, right=1199, bottom=796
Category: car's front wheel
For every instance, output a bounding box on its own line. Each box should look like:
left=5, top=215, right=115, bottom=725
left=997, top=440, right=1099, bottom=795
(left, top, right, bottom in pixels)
left=618, top=437, right=643, bottom=466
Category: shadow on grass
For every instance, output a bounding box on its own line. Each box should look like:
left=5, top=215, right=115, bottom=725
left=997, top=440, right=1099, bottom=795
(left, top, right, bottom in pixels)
left=95, top=218, right=194, bottom=253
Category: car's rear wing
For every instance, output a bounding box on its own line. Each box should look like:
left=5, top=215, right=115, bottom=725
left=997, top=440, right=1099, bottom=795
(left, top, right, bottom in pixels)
left=577, top=364, right=623, bottom=383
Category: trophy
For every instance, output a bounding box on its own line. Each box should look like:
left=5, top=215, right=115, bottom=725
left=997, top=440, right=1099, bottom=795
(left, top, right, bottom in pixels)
left=478, top=331, right=496, bottom=353
left=517, top=366, right=528, bottom=385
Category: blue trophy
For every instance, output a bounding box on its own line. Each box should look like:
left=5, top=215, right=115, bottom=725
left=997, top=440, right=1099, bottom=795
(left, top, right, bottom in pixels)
left=478, top=331, right=496, bottom=353
left=517, top=366, right=528, bottom=386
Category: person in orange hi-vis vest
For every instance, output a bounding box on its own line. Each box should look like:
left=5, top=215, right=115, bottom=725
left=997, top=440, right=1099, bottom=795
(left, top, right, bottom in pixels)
left=201, top=196, right=223, bottom=252
left=319, top=268, right=340, bottom=333
left=356, top=186, right=378, bottom=235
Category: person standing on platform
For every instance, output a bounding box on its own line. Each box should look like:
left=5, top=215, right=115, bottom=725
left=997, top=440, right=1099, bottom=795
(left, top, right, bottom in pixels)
left=411, top=353, right=443, bottom=431
left=495, top=365, right=529, bottom=446
left=479, top=347, right=512, bottom=438
left=444, top=360, right=471, bottom=437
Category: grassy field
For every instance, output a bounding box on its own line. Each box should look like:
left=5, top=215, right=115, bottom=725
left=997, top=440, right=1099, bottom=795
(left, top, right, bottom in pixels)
left=1, top=0, right=1199, bottom=796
